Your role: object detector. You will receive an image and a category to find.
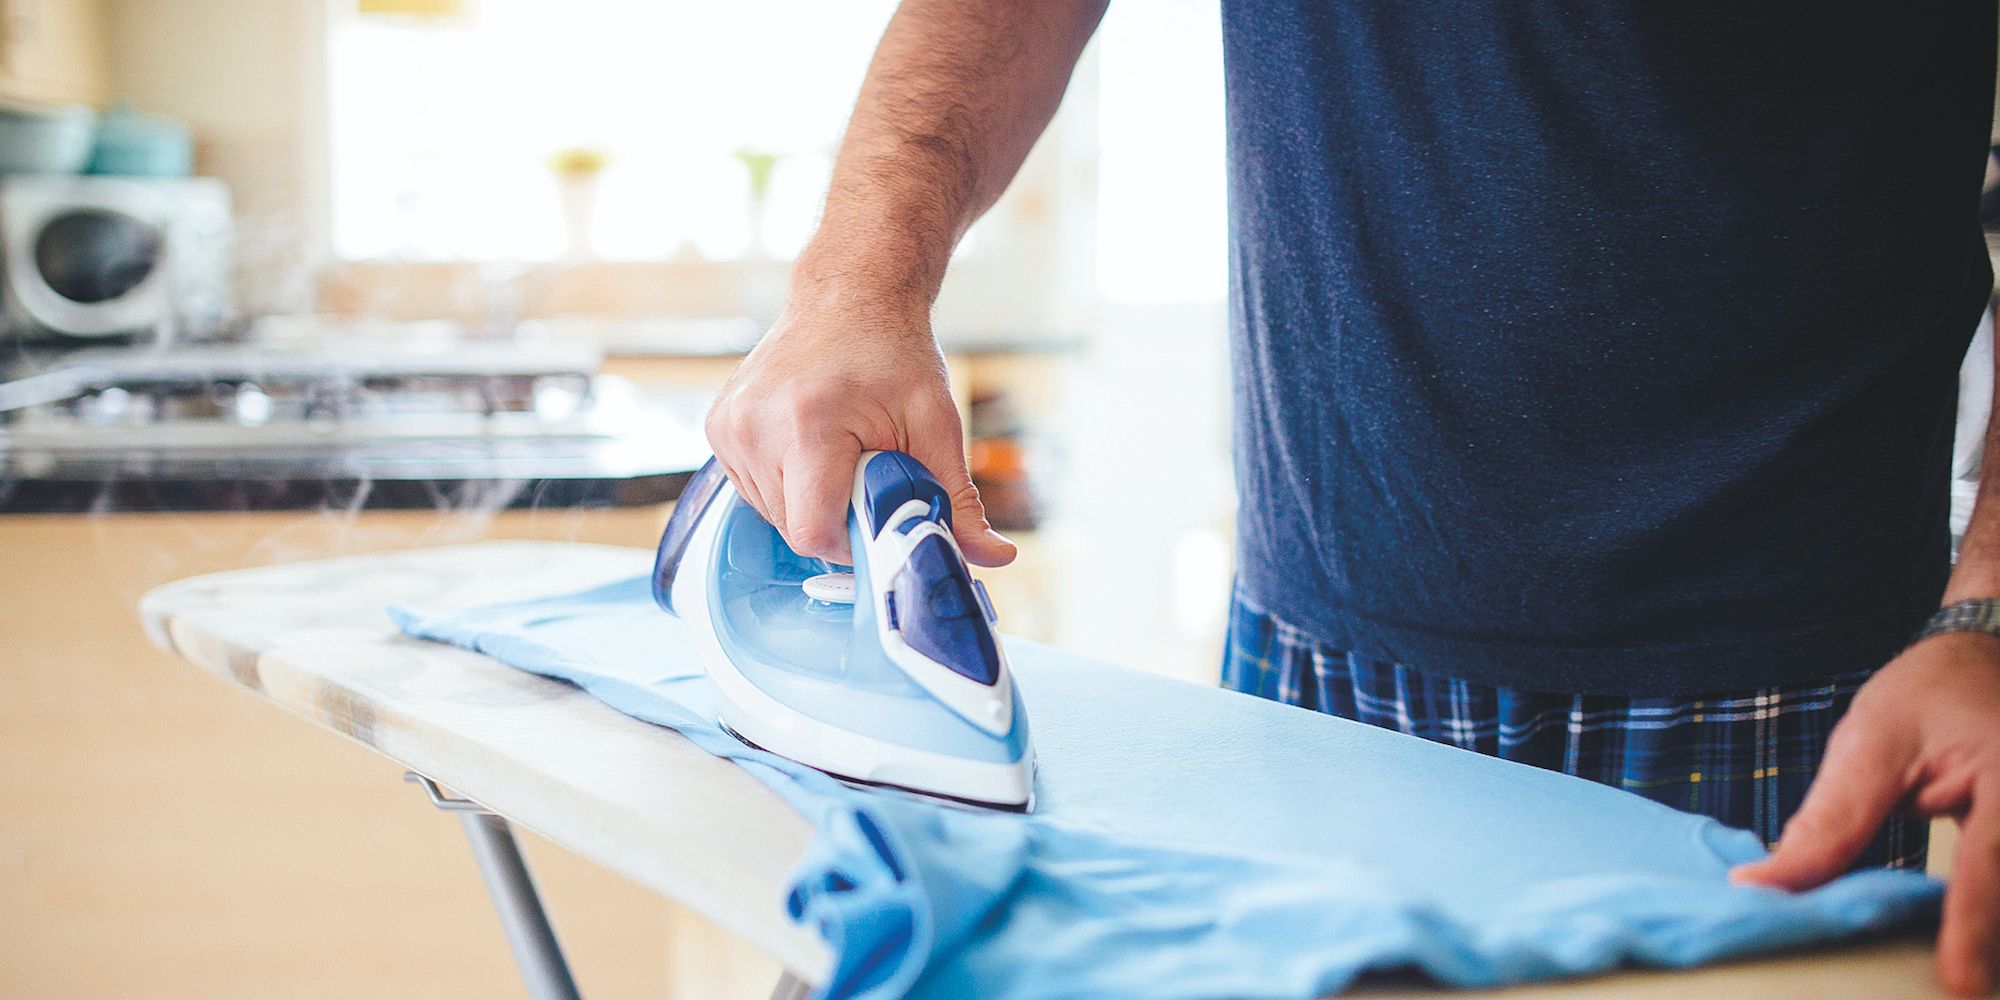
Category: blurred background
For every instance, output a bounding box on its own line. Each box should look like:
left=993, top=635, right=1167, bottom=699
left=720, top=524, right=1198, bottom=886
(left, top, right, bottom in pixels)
left=0, top=1, right=1234, bottom=997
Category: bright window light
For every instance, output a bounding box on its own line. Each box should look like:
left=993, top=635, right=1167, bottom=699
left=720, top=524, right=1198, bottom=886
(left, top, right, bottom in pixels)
left=327, top=0, right=1225, bottom=304
left=327, top=0, right=896, bottom=261
left=1093, top=0, right=1226, bottom=304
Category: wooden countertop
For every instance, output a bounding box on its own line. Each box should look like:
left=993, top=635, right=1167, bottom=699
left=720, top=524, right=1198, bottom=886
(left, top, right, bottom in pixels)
left=138, top=542, right=1950, bottom=998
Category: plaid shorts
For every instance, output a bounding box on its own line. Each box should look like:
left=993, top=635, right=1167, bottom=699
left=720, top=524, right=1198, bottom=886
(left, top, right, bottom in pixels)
left=1223, top=589, right=1926, bottom=870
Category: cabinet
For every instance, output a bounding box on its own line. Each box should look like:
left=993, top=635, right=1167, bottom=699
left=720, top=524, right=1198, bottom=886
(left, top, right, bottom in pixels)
left=0, top=508, right=702, bottom=999
left=0, top=0, right=108, bottom=107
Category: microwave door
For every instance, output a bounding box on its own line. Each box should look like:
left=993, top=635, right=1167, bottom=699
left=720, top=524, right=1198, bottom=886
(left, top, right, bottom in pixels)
left=24, top=208, right=168, bottom=338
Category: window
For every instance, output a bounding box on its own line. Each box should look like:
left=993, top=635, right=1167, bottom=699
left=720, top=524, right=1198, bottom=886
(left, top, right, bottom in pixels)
left=328, top=0, right=896, bottom=262
left=325, top=0, right=1226, bottom=306
left=1094, top=0, right=1225, bottom=304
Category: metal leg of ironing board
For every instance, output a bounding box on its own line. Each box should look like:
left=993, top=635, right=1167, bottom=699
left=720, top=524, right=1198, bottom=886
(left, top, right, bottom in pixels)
left=407, top=773, right=583, bottom=1000
left=768, top=971, right=814, bottom=1000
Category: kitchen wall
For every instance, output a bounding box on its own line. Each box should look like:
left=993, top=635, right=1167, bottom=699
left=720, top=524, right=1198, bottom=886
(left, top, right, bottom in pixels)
left=0, top=0, right=109, bottom=105
left=103, top=0, right=329, bottom=315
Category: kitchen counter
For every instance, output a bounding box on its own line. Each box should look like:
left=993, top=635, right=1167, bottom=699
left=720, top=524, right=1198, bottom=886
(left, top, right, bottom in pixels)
left=0, top=431, right=701, bottom=513
left=1, top=509, right=702, bottom=1000
left=138, top=541, right=1955, bottom=999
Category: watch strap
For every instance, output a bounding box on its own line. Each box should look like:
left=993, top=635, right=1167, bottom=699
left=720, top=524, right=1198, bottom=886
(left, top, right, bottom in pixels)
left=1911, top=598, right=2000, bottom=646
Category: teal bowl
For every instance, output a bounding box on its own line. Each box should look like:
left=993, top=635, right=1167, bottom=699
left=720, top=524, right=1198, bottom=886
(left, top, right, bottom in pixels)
left=0, top=105, right=97, bottom=175
left=87, top=106, right=194, bottom=177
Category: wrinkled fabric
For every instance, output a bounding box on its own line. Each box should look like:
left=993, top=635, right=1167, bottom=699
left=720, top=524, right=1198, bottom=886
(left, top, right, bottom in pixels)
left=393, top=577, right=1942, bottom=1000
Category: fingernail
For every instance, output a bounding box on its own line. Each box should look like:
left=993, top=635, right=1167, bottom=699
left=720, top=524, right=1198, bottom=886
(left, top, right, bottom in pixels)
left=984, top=528, right=1015, bottom=549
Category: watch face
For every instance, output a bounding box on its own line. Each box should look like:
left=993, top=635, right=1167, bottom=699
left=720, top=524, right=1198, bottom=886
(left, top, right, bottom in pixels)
left=36, top=209, right=165, bottom=304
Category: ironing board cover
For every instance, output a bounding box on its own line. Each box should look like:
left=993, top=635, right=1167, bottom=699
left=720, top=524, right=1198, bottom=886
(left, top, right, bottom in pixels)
left=391, top=577, right=1941, bottom=1000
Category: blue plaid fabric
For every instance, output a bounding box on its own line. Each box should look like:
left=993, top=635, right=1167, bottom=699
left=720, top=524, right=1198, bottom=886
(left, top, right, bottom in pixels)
left=1223, top=589, right=1926, bottom=871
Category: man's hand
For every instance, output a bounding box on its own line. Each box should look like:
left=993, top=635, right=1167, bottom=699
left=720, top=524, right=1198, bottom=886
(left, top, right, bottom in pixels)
left=1731, top=632, right=2000, bottom=996
left=696, top=0, right=1100, bottom=568
left=705, top=300, right=1015, bottom=568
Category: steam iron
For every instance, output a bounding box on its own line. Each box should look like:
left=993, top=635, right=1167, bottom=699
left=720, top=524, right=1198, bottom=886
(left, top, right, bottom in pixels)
left=653, top=450, right=1035, bottom=811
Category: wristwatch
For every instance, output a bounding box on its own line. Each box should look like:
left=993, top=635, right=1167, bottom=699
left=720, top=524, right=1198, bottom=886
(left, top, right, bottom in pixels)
left=1911, top=598, right=2000, bottom=646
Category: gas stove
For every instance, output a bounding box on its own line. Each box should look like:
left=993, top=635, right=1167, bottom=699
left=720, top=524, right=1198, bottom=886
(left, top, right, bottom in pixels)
left=1, top=340, right=617, bottom=448
left=0, top=339, right=707, bottom=512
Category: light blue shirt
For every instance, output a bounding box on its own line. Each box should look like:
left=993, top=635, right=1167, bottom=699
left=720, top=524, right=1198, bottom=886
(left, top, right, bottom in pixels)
left=395, top=577, right=1940, bottom=1000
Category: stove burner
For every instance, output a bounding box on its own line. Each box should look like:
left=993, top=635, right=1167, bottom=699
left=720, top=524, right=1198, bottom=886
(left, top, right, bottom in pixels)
left=0, top=340, right=631, bottom=451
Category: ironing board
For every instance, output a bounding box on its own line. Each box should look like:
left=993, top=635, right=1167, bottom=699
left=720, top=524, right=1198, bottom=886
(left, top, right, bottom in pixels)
left=140, top=542, right=1948, bottom=999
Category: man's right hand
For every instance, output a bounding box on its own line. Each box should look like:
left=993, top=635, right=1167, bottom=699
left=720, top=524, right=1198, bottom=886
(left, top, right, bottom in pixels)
left=699, top=0, right=1101, bottom=570
left=704, top=300, right=1016, bottom=569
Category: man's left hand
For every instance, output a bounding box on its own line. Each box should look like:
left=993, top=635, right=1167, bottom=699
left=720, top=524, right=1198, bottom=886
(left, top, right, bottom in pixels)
left=1732, top=632, right=2000, bottom=997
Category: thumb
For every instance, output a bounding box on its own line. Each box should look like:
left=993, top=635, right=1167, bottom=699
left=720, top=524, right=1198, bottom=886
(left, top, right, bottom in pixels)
left=1732, top=722, right=1912, bottom=891
left=907, top=419, right=1016, bottom=569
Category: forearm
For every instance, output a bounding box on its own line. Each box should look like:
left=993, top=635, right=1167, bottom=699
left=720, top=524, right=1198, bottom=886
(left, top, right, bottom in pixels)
left=792, top=0, right=1107, bottom=316
left=1946, top=329, right=2000, bottom=602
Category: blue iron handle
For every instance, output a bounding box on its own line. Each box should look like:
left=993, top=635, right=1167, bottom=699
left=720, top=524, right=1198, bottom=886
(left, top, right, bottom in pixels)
left=858, top=450, right=953, bottom=536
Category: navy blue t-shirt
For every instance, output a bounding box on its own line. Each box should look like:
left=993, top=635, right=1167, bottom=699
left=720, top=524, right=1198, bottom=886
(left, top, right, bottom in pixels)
left=1223, top=3, right=1996, bottom=696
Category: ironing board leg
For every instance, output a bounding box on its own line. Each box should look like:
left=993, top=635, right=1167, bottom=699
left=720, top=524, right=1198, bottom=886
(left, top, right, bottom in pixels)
left=458, top=812, right=584, bottom=1000
left=407, top=773, right=582, bottom=1000
left=768, top=971, right=813, bottom=1000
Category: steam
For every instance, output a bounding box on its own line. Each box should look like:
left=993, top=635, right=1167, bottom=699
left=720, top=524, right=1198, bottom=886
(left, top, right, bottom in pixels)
left=86, top=471, right=545, bottom=615
left=63, top=203, right=584, bottom=611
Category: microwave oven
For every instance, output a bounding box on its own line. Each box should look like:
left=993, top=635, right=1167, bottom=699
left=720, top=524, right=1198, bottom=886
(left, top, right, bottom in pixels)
left=1, top=176, right=233, bottom=343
